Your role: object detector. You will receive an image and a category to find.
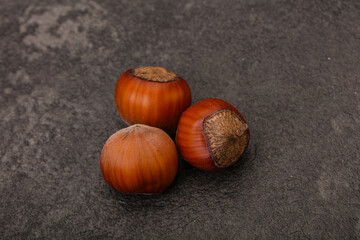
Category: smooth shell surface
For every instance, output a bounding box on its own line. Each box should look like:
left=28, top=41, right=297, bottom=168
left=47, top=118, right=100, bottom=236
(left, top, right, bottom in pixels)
left=115, top=68, right=192, bottom=133
left=101, top=124, right=178, bottom=194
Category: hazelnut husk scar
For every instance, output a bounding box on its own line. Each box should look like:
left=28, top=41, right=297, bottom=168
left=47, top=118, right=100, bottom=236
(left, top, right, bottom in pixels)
left=176, top=98, right=250, bottom=171
left=131, top=67, right=179, bottom=82
left=203, top=109, right=249, bottom=168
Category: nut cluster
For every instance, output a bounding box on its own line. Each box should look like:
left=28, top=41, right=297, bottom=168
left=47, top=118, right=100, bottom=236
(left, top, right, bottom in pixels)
left=101, top=66, right=250, bottom=194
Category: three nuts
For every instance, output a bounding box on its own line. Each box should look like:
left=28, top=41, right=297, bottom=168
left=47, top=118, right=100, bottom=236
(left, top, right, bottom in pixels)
left=100, top=66, right=250, bottom=194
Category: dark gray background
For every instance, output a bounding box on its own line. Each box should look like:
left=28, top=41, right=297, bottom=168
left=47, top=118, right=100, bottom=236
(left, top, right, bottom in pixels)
left=1, top=0, right=359, bottom=239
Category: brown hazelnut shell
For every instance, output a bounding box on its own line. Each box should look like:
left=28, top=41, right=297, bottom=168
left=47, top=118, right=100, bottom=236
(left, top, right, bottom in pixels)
left=100, top=124, right=178, bottom=194
left=176, top=98, right=250, bottom=171
left=114, top=67, right=192, bottom=133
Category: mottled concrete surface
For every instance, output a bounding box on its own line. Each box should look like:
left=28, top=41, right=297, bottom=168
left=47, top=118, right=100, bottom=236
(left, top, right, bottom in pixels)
left=1, top=0, right=359, bottom=239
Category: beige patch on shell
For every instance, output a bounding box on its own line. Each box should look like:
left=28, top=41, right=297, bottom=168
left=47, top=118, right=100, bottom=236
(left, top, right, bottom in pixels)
left=203, top=110, right=249, bottom=167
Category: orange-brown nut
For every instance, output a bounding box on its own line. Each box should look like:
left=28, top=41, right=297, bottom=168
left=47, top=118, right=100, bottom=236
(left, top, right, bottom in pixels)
left=176, top=98, right=250, bottom=171
left=115, top=67, right=192, bottom=133
left=101, top=124, right=178, bottom=194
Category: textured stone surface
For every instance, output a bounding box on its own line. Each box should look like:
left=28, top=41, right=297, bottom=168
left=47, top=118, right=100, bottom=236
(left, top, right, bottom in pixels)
left=1, top=0, right=359, bottom=239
